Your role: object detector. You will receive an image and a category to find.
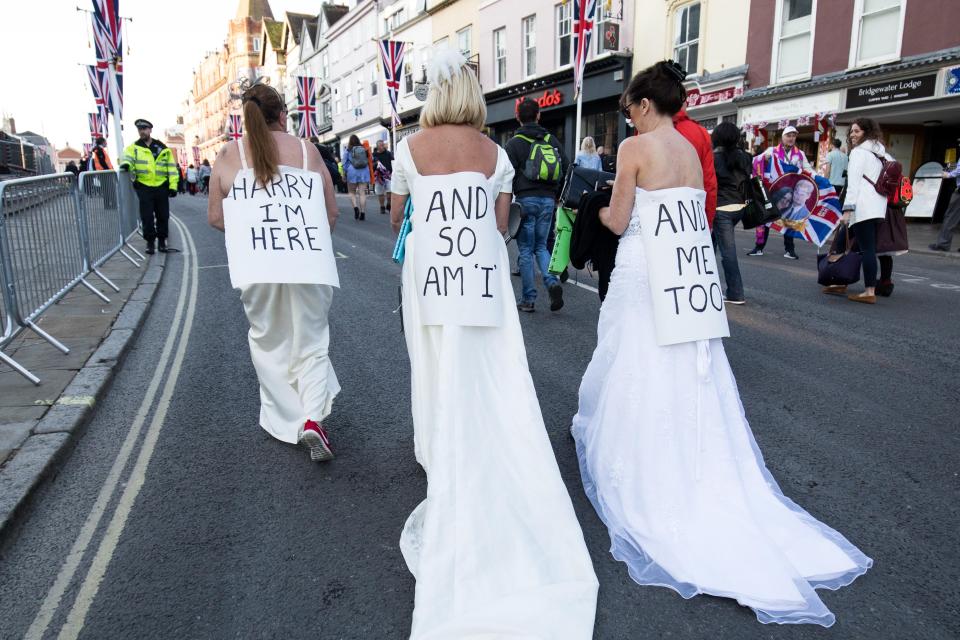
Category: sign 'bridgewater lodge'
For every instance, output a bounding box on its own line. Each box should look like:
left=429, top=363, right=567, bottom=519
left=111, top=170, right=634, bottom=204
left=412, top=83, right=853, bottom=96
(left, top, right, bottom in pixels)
left=637, top=188, right=729, bottom=346
left=222, top=166, right=339, bottom=289
left=412, top=173, right=503, bottom=327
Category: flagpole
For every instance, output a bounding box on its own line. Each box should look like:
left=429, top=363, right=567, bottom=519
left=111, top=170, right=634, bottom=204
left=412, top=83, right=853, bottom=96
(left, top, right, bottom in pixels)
left=107, top=59, right=123, bottom=160
left=575, top=87, right=583, bottom=158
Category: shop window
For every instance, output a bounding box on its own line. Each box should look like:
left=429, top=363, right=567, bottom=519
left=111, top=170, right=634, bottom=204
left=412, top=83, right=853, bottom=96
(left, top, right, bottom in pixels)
left=851, top=0, right=904, bottom=67
left=772, top=0, right=814, bottom=83
left=556, top=3, right=571, bottom=67
left=494, top=27, right=507, bottom=86
left=582, top=111, right=620, bottom=155
left=523, top=15, right=537, bottom=78
left=673, top=3, right=700, bottom=76
left=457, top=26, right=472, bottom=58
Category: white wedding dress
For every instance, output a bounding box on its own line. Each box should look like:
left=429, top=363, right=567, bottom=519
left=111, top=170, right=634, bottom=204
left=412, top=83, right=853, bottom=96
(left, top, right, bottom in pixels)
left=572, top=187, right=872, bottom=627
left=393, top=140, right=598, bottom=639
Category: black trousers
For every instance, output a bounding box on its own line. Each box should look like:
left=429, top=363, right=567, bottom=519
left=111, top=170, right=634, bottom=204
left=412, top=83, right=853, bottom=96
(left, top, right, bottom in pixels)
left=136, top=184, right=170, bottom=242
left=851, top=218, right=880, bottom=287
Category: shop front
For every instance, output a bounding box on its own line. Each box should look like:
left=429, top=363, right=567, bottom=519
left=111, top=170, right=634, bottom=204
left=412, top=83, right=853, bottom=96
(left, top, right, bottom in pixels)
left=483, top=55, right=632, bottom=163
left=737, top=48, right=960, bottom=221
left=683, top=65, right=748, bottom=132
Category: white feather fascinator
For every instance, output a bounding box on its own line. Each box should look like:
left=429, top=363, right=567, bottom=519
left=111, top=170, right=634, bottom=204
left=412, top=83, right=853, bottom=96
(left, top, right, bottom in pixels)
left=426, top=47, right=468, bottom=86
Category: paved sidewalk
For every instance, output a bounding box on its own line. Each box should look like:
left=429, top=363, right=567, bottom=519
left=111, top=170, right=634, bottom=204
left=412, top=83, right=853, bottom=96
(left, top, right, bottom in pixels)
left=906, top=221, right=960, bottom=259
left=0, top=249, right=165, bottom=530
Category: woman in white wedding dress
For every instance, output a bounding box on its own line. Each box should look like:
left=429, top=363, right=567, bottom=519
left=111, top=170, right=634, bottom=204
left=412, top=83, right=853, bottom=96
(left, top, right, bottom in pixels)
left=572, top=61, right=872, bottom=627
left=390, top=50, right=598, bottom=639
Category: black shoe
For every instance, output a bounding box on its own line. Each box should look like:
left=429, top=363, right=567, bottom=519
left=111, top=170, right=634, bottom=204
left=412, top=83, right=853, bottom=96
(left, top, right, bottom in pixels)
left=360, top=211, right=366, bottom=221
left=380, top=206, right=386, bottom=215
left=928, top=243, right=948, bottom=251
left=548, top=284, right=564, bottom=311
left=145, top=241, right=155, bottom=255
left=876, top=280, right=894, bottom=297
left=517, top=301, right=535, bottom=313
left=559, top=267, right=569, bottom=283
left=158, top=238, right=167, bottom=253
left=354, top=207, right=360, bottom=220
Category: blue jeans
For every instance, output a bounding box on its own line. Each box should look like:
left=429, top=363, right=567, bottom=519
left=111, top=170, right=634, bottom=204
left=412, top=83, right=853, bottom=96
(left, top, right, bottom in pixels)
left=713, top=209, right=745, bottom=301
left=516, top=196, right=559, bottom=303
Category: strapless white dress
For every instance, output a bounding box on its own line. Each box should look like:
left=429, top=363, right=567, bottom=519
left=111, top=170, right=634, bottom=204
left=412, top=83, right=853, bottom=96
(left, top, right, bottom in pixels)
left=572, top=187, right=872, bottom=626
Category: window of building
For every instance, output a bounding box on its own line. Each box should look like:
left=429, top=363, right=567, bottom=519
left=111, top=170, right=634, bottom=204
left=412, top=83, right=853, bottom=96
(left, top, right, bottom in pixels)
left=321, top=100, right=331, bottom=124
left=851, top=0, right=904, bottom=66
left=673, top=3, right=700, bottom=75
left=404, top=60, right=414, bottom=94
left=435, top=36, right=450, bottom=48
left=494, top=28, right=507, bottom=86
left=773, top=0, right=814, bottom=82
left=334, top=83, right=341, bottom=114
left=522, top=15, right=536, bottom=78
left=253, top=37, right=261, bottom=53
left=595, top=3, right=611, bottom=54
left=457, top=26, right=472, bottom=57
left=389, top=8, right=406, bottom=31
left=356, top=70, right=364, bottom=104
left=370, top=64, right=379, bottom=97
left=321, top=53, right=329, bottom=80
left=556, top=3, right=572, bottom=67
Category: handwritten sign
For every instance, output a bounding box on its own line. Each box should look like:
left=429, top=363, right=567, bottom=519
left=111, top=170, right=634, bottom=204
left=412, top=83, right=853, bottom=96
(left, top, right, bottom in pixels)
left=411, top=172, right=503, bottom=326
left=637, top=189, right=729, bottom=346
left=223, top=167, right=339, bottom=289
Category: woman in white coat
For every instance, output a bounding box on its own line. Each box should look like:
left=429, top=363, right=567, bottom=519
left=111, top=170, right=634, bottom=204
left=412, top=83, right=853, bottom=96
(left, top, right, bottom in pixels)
left=835, top=118, right=891, bottom=304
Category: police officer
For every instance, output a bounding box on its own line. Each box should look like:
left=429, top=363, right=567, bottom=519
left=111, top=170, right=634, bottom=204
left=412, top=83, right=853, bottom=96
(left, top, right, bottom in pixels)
left=121, top=118, right=179, bottom=254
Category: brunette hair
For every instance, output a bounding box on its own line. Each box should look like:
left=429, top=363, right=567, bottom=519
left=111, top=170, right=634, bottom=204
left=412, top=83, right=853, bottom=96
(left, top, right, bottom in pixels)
left=620, top=60, right=687, bottom=117
left=242, top=83, right=286, bottom=186
left=348, top=134, right=361, bottom=148
left=850, top=117, right=882, bottom=146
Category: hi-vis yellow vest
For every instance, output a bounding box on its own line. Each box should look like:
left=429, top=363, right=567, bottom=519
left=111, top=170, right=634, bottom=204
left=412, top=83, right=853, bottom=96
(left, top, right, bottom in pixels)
left=121, top=142, right=179, bottom=189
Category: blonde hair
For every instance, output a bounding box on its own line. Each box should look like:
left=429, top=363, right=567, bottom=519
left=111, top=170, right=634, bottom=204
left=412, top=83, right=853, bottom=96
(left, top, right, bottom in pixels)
left=419, top=64, right=486, bottom=130
left=581, top=136, right=597, bottom=154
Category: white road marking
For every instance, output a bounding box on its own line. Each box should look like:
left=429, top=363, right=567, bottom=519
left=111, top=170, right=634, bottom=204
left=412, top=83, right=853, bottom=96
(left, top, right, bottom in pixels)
left=335, top=251, right=348, bottom=259
left=24, top=216, right=197, bottom=640
left=197, top=263, right=229, bottom=269
left=572, top=280, right=599, bottom=294
left=56, top=216, right=200, bottom=639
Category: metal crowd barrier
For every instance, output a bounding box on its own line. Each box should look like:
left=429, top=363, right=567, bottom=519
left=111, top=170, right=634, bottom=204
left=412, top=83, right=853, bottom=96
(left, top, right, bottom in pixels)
left=0, top=170, right=143, bottom=385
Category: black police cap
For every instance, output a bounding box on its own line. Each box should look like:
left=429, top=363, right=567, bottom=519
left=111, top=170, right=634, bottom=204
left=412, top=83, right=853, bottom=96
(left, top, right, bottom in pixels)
left=135, top=119, right=153, bottom=129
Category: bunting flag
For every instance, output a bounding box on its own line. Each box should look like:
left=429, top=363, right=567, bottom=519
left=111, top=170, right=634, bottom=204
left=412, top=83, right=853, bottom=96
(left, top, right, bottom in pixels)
left=572, top=0, right=596, bottom=97
left=378, top=40, right=405, bottom=126
left=227, top=114, right=244, bottom=141
left=755, top=154, right=841, bottom=247
left=295, top=76, right=318, bottom=138
left=91, top=1, right=123, bottom=118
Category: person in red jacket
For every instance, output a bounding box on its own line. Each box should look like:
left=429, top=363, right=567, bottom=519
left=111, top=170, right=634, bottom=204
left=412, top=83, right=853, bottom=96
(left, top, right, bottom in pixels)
left=672, top=107, right=717, bottom=229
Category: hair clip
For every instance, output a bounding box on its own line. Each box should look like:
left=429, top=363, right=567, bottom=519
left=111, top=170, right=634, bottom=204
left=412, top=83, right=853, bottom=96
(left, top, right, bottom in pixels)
left=664, top=60, right=687, bottom=84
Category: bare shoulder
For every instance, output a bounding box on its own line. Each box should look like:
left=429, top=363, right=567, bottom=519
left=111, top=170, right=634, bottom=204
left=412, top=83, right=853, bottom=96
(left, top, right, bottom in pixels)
left=213, top=141, right=238, bottom=171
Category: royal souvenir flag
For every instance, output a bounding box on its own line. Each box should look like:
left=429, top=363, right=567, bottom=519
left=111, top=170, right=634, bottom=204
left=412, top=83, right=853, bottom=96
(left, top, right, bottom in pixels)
left=295, top=76, right=318, bottom=138
left=572, top=0, right=596, bottom=97
left=756, top=154, right=841, bottom=247
left=379, top=40, right=405, bottom=126
left=227, top=114, right=243, bottom=141
left=192, top=146, right=201, bottom=166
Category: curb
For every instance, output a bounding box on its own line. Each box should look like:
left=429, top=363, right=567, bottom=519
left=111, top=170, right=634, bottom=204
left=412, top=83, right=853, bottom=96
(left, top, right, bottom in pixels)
left=0, top=252, right=167, bottom=535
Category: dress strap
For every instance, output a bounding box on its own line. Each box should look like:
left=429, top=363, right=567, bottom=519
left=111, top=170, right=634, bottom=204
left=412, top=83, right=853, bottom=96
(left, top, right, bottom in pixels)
left=300, top=139, right=308, bottom=170
left=238, top=139, right=248, bottom=170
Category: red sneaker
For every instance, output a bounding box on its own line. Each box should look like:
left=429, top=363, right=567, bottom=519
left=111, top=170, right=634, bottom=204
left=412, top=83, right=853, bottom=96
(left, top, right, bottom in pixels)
left=299, top=420, right=334, bottom=462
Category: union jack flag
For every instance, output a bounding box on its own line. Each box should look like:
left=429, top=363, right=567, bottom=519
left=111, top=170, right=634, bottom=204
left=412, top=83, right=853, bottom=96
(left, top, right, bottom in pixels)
left=756, top=154, right=841, bottom=247
left=192, top=146, right=201, bottom=166
left=379, top=40, right=405, bottom=126
left=91, top=1, right=123, bottom=118
left=227, top=114, right=243, bottom=141
left=296, top=76, right=318, bottom=138
left=572, top=0, right=596, bottom=97
left=88, top=112, right=105, bottom=139
left=83, top=143, right=93, bottom=157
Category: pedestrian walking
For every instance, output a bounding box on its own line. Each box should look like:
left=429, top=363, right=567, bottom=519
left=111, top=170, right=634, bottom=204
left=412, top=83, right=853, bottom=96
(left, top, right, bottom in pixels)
left=206, top=81, right=341, bottom=463
left=575, top=136, right=603, bottom=170
left=372, top=139, right=394, bottom=215
left=199, top=159, right=211, bottom=195
left=186, top=164, right=198, bottom=195
left=91, top=136, right=117, bottom=209
left=120, top=118, right=179, bottom=255
left=711, top=121, right=752, bottom=305
left=829, top=117, right=892, bottom=304
left=928, top=162, right=960, bottom=252
left=343, top=134, right=369, bottom=220
left=64, top=161, right=80, bottom=177
left=572, top=60, right=872, bottom=627
left=825, top=138, right=848, bottom=199
left=505, top=97, right=567, bottom=312
left=389, top=48, right=598, bottom=639
left=748, top=126, right=813, bottom=259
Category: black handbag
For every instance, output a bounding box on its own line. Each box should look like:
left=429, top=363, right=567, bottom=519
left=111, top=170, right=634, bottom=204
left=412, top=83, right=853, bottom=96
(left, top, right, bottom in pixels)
left=740, top=176, right=779, bottom=229
left=561, top=164, right=615, bottom=210
left=817, top=224, right=862, bottom=286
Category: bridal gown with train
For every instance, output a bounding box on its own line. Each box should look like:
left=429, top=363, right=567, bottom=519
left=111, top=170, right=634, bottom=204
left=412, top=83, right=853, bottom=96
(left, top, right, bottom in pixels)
left=392, top=140, right=598, bottom=640
left=572, top=186, right=872, bottom=627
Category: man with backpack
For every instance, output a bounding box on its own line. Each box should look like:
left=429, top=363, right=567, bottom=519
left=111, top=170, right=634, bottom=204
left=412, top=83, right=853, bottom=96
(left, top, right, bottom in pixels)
left=506, top=98, right=567, bottom=313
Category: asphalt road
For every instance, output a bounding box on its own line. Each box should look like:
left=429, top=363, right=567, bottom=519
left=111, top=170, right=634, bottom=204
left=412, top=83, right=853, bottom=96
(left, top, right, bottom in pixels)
left=1, top=193, right=958, bottom=640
